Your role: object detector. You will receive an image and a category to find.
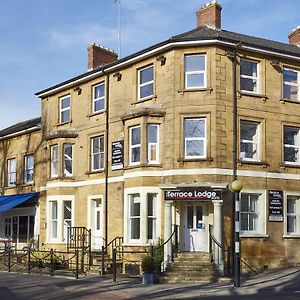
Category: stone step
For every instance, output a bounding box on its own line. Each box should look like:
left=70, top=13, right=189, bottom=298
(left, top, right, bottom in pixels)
left=172, top=265, right=216, bottom=272
left=160, top=274, right=218, bottom=284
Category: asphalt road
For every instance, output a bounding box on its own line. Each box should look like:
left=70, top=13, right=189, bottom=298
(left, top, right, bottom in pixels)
left=1, top=268, right=300, bottom=299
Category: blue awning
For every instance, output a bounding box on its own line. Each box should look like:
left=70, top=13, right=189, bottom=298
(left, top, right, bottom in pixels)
left=0, top=192, right=39, bottom=213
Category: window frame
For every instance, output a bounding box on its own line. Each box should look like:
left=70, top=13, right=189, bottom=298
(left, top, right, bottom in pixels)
left=184, top=117, right=207, bottom=159
left=59, top=95, right=71, bottom=123
left=240, top=120, right=261, bottom=162
left=24, top=154, right=34, bottom=184
left=240, top=59, right=259, bottom=94
left=92, top=82, right=105, bottom=113
left=138, top=65, right=154, bottom=100
left=147, top=124, right=159, bottom=164
left=240, top=191, right=266, bottom=237
left=184, top=54, right=207, bottom=89
left=63, top=143, right=73, bottom=177
left=283, top=67, right=299, bottom=101
left=284, top=193, right=300, bottom=236
left=91, top=135, right=104, bottom=171
left=129, top=126, right=141, bottom=165
left=7, top=158, right=16, bottom=187
left=283, top=125, right=300, bottom=165
left=50, top=145, right=59, bottom=178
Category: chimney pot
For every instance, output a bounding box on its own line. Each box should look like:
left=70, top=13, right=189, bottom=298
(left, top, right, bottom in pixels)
left=87, top=43, right=118, bottom=70
left=288, top=26, right=300, bottom=47
left=196, top=0, right=222, bottom=30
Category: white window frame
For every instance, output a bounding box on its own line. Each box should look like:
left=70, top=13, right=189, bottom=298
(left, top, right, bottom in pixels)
left=7, top=158, right=16, bottom=187
left=50, top=145, right=59, bottom=178
left=240, top=59, right=259, bottom=94
left=138, top=65, right=153, bottom=100
left=63, top=143, right=73, bottom=177
left=124, top=187, right=161, bottom=245
left=91, top=136, right=104, bottom=171
left=93, top=82, right=105, bottom=113
left=283, top=68, right=299, bottom=101
left=147, top=124, right=159, bottom=164
left=59, top=95, right=71, bottom=123
left=284, top=192, right=300, bottom=237
left=240, top=190, right=266, bottom=237
left=240, top=120, right=261, bottom=161
left=129, top=126, right=141, bottom=165
left=184, top=118, right=207, bottom=159
left=284, top=126, right=300, bottom=165
left=47, top=195, right=74, bottom=243
left=24, top=154, right=34, bottom=184
left=184, top=54, right=207, bottom=89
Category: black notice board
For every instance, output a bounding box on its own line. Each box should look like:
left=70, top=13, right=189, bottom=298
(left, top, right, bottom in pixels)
left=268, top=190, right=283, bottom=222
left=112, top=140, right=124, bottom=170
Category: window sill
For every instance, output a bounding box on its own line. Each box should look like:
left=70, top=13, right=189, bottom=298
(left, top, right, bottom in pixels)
left=178, top=157, right=213, bottom=162
left=87, top=111, right=105, bottom=118
left=237, top=160, right=269, bottom=167
left=131, top=95, right=157, bottom=105
left=280, top=98, right=300, bottom=104
left=178, top=87, right=213, bottom=95
left=4, top=186, right=16, bottom=190
left=124, top=163, right=163, bottom=170
left=238, top=91, right=268, bottom=102
left=21, top=183, right=34, bottom=187
left=47, top=176, right=75, bottom=181
left=280, top=163, right=300, bottom=169
left=240, top=234, right=269, bottom=238
left=85, top=170, right=105, bottom=175
left=56, top=120, right=72, bottom=127
left=283, top=235, right=300, bottom=239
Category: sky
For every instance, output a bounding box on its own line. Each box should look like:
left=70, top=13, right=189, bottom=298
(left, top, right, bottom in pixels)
left=0, top=0, right=299, bottom=130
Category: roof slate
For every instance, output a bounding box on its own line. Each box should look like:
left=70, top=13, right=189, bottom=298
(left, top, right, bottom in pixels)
left=0, top=117, right=41, bottom=138
left=36, top=26, right=300, bottom=97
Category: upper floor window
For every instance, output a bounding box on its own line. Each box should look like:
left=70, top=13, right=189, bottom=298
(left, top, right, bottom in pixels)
left=286, top=195, right=300, bottom=236
left=138, top=65, right=153, bottom=100
left=50, top=145, right=59, bottom=178
left=184, top=54, right=206, bottom=89
left=147, top=124, right=159, bottom=164
left=7, top=158, right=16, bottom=187
left=184, top=118, right=206, bottom=159
left=91, top=136, right=104, bottom=171
left=93, top=83, right=105, bottom=113
left=129, top=126, right=141, bottom=165
left=283, top=68, right=299, bottom=101
left=59, top=95, right=71, bottom=123
left=284, top=126, right=300, bottom=164
left=63, top=144, right=73, bottom=177
left=240, top=59, right=258, bottom=93
left=240, top=193, right=264, bottom=235
left=24, top=154, right=34, bottom=184
left=240, top=120, right=260, bottom=161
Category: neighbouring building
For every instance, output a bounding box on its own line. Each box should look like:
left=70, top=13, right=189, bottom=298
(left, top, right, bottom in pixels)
left=1, top=0, right=300, bottom=280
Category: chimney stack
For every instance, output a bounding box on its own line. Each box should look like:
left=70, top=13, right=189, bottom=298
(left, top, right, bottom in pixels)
left=288, top=26, right=300, bottom=47
left=196, top=0, right=222, bottom=30
left=88, top=43, right=118, bottom=70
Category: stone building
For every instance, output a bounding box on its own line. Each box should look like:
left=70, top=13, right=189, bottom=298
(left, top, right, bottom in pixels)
left=1, top=0, right=300, bottom=279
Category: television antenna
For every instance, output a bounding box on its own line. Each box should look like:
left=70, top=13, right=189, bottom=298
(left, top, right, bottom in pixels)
left=114, top=0, right=121, bottom=58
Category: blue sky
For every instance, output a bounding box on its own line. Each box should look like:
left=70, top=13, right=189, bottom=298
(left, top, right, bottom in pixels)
left=0, top=0, right=299, bottom=129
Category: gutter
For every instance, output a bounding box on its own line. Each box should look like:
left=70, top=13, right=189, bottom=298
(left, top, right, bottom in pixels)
left=0, top=126, right=41, bottom=141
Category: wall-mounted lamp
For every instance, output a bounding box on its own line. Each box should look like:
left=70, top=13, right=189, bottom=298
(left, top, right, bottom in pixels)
left=157, top=55, right=166, bottom=66
left=73, top=86, right=82, bottom=95
left=113, top=72, right=122, bottom=81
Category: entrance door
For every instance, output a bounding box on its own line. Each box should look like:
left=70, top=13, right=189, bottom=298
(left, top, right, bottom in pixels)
left=184, top=205, right=207, bottom=252
left=93, top=199, right=103, bottom=250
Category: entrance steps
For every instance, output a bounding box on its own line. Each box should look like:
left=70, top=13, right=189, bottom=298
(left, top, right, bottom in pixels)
left=88, top=251, right=122, bottom=275
left=160, top=252, right=219, bottom=283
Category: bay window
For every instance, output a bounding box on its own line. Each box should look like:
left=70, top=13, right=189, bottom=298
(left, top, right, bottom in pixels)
left=63, top=144, right=73, bottom=177
left=147, top=124, right=159, bottom=164
left=129, top=126, right=141, bottom=165
left=50, top=145, right=58, bottom=178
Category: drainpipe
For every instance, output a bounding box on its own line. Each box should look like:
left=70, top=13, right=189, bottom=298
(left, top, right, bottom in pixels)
left=105, top=74, right=110, bottom=247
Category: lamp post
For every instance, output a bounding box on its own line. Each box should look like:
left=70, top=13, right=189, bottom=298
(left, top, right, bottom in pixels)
left=231, top=179, right=242, bottom=287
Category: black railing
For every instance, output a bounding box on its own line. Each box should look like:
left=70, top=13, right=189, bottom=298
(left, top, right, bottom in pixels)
left=209, top=224, right=231, bottom=276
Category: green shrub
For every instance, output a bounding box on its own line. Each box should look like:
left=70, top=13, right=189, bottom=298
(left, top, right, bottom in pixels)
left=141, top=255, right=154, bottom=273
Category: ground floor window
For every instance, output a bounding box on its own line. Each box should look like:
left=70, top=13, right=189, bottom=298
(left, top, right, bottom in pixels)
left=4, top=215, right=34, bottom=243
left=48, top=196, right=73, bottom=243
left=240, top=192, right=265, bottom=236
left=125, top=187, right=160, bottom=244
left=286, top=195, right=300, bottom=235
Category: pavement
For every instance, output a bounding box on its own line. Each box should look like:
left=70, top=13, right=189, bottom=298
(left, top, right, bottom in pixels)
left=1, top=267, right=300, bottom=299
